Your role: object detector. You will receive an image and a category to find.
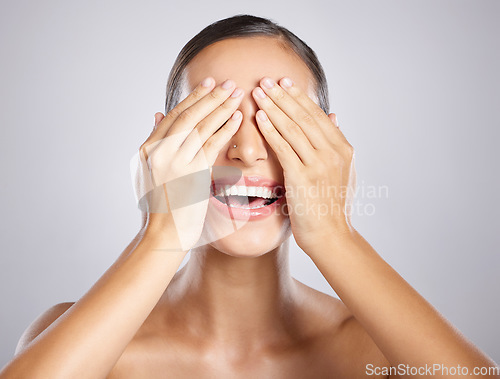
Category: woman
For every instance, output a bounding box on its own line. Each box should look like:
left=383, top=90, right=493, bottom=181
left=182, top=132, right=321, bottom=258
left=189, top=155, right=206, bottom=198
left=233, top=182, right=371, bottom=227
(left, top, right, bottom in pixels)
left=1, top=14, right=498, bottom=378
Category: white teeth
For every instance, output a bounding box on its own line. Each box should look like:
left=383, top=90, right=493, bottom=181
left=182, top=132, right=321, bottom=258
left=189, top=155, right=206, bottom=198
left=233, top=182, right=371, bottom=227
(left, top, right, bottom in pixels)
left=228, top=203, right=268, bottom=209
left=213, top=185, right=279, bottom=199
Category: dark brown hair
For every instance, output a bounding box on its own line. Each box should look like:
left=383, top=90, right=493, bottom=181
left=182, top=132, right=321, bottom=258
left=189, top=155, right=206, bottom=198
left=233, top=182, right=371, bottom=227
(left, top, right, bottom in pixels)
left=164, top=14, right=330, bottom=114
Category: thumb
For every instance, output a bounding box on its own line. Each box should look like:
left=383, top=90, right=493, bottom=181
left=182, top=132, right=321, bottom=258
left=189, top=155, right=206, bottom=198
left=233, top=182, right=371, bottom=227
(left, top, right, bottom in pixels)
left=328, top=113, right=339, bottom=128
left=154, top=112, right=165, bottom=129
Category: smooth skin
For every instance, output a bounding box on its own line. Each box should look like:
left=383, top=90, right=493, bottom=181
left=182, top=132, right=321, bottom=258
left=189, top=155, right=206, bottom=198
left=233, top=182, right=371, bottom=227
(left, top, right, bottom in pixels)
left=1, top=37, right=498, bottom=378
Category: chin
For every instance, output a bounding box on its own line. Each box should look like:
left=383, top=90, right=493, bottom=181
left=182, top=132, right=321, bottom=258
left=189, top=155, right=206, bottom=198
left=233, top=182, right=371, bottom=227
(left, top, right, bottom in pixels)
left=210, top=227, right=292, bottom=258
left=201, top=209, right=292, bottom=258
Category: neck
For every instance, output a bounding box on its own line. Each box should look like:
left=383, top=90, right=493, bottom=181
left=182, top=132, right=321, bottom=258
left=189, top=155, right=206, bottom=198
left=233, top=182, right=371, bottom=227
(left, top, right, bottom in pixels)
left=162, top=239, right=299, bottom=351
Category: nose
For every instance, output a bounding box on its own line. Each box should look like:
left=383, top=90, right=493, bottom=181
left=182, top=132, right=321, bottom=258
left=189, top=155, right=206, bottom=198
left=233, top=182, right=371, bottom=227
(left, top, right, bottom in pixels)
left=226, top=96, right=269, bottom=166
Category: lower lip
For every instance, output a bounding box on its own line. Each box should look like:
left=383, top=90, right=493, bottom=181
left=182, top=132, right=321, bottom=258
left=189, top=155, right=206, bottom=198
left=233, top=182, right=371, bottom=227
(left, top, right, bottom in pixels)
left=208, top=193, right=286, bottom=221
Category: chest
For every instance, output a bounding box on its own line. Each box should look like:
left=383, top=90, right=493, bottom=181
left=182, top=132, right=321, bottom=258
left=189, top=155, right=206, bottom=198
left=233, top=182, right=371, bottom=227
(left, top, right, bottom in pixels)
left=110, top=357, right=334, bottom=378
left=108, top=344, right=384, bottom=379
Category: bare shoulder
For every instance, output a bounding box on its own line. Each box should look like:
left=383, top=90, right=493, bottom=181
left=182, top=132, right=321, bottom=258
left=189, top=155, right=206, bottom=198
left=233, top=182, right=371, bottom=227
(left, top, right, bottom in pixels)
left=293, top=279, right=391, bottom=378
left=16, top=302, right=75, bottom=354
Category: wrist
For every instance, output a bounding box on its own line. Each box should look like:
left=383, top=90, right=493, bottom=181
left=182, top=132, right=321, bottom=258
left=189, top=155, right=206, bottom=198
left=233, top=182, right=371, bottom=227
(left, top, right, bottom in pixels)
left=142, top=213, right=186, bottom=253
left=300, top=220, right=357, bottom=259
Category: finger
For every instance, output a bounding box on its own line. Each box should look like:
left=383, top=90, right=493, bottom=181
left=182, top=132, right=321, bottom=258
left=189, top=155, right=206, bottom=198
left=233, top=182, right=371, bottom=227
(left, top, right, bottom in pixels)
left=149, top=77, right=215, bottom=142
left=252, top=86, right=317, bottom=164
left=165, top=79, right=238, bottom=141
left=254, top=109, right=302, bottom=171
left=197, top=110, right=243, bottom=165
left=279, top=77, right=349, bottom=145
left=142, top=79, right=238, bottom=166
left=179, top=88, right=244, bottom=162
left=140, top=77, right=216, bottom=160
left=258, top=77, right=328, bottom=150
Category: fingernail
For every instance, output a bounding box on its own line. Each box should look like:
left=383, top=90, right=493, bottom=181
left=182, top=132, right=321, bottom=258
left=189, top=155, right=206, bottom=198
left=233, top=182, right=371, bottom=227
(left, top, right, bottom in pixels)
left=257, top=110, right=268, bottom=121
left=231, top=88, right=243, bottom=98
left=201, top=77, right=213, bottom=87
left=254, top=87, right=266, bottom=99
left=262, top=78, right=275, bottom=89
left=222, top=79, right=234, bottom=89
left=282, top=77, right=293, bottom=88
left=231, top=110, right=242, bottom=120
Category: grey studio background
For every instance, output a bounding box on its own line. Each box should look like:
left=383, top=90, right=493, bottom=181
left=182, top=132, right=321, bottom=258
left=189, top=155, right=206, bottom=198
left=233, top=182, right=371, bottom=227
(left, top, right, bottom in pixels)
left=0, top=0, right=498, bottom=368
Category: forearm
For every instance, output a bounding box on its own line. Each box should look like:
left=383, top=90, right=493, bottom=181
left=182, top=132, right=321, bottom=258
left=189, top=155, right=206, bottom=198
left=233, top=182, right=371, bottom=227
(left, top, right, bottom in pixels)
left=0, top=225, right=187, bottom=379
left=310, top=228, right=499, bottom=374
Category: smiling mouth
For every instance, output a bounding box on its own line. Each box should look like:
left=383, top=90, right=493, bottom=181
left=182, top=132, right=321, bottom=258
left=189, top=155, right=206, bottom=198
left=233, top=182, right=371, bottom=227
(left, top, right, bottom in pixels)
left=210, top=184, right=283, bottom=210
left=214, top=196, right=279, bottom=209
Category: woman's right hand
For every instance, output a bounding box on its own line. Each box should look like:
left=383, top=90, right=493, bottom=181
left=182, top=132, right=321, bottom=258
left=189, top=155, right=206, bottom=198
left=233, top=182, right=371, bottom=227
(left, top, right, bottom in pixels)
left=132, top=77, right=244, bottom=251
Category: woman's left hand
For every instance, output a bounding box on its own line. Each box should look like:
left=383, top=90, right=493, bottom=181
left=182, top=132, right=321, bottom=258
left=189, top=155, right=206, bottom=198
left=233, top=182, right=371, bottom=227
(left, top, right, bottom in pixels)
left=252, top=77, right=357, bottom=255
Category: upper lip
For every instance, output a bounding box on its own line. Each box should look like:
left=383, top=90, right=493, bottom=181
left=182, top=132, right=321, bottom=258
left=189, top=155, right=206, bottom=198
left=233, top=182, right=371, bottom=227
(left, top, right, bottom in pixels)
left=211, top=175, right=285, bottom=195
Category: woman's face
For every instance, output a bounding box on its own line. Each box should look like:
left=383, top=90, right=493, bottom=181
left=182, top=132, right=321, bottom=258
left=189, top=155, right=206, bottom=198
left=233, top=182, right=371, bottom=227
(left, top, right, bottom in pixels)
left=184, top=36, right=317, bottom=257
